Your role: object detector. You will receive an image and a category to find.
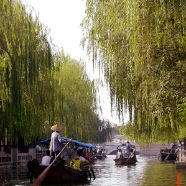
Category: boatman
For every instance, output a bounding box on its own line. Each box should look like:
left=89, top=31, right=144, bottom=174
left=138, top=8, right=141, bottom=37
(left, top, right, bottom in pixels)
left=49, top=123, right=63, bottom=159
left=125, top=141, right=131, bottom=158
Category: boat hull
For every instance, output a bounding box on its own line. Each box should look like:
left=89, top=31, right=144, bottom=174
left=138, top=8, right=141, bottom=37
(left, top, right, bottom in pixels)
left=30, top=164, right=88, bottom=184
left=160, top=149, right=177, bottom=161
left=114, top=157, right=137, bottom=165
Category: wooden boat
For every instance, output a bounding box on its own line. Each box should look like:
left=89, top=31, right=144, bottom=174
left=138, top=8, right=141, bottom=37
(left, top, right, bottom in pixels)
left=27, top=159, right=90, bottom=184
left=114, top=156, right=137, bottom=165
left=160, top=148, right=177, bottom=161
left=114, top=143, right=137, bottom=165
left=95, top=145, right=107, bottom=160
left=30, top=137, right=96, bottom=184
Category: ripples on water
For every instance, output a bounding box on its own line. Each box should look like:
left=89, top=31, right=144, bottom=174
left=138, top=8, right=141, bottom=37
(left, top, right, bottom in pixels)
left=2, top=155, right=186, bottom=186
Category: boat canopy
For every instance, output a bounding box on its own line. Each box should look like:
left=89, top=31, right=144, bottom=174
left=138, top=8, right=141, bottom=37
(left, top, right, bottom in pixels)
left=37, top=137, right=96, bottom=149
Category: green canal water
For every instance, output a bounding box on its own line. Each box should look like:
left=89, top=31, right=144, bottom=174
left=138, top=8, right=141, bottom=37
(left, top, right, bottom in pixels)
left=1, top=155, right=186, bottom=186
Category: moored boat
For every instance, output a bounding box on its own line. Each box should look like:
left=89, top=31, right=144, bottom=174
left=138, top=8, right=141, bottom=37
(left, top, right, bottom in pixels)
left=159, top=148, right=178, bottom=161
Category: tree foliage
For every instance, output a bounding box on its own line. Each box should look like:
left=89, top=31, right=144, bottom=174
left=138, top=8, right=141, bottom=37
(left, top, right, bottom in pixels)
left=0, top=0, right=108, bottom=144
left=51, top=52, right=101, bottom=142
left=0, top=0, right=53, bottom=143
left=82, top=0, right=186, bottom=143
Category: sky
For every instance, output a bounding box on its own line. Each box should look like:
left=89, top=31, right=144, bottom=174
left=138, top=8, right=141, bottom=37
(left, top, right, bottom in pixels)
left=23, top=0, right=85, bottom=60
left=22, top=0, right=125, bottom=125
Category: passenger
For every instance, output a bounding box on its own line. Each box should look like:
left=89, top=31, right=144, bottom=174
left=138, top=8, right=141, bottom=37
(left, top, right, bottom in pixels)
left=41, top=149, right=51, bottom=165
left=77, top=148, right=96, bottom=180
left=116, top=148, right=122, bottom=159
left=170, top=142, right=176, bottom=149
left=83, top=148, right=91, bottom=162
left=35, top=144, right=42, bottom=153
left=77, top=148, right=90, bottom=164
left=77, top=148, right=90, bottom=171
left=70, top=152, right=81, bottom=170
left=99, top=150, right=103, bottom=155
left=70, top=149, right=88, bottom=170
left=49, top=123, right=63, bottom=159
left=130, top=148, right=137, bottom=161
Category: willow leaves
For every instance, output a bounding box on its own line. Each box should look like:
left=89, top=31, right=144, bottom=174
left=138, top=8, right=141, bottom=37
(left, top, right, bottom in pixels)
left=82, top=0, right=186, bottom=143
left=0, top=0, right=103, bottom=144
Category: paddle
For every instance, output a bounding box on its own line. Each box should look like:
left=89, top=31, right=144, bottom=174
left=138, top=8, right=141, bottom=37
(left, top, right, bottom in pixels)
left=126, top=148, right=136, bottom=164
left=32, top=139, right=72, bottom=186
left=165, top=148, right=173, bottom=161
left=126, top=156, right=131, bottom=164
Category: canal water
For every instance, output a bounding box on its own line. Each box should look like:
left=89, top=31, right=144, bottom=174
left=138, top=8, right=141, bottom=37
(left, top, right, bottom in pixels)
left=1, top=155, right=186, bottom=186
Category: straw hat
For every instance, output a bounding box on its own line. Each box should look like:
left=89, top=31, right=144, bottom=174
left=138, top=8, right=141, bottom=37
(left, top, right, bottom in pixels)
left=51, top=124, right=63, bottom=131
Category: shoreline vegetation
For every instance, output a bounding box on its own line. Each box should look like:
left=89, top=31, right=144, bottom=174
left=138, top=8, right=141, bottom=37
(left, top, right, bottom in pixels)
left=0, top=0, right=112, bottom=151
left=0, top=0, right=186, bottom=164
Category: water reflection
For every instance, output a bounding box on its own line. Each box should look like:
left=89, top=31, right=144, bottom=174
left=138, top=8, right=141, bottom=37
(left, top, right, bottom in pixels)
left=2, top=155, right=186, bottom=186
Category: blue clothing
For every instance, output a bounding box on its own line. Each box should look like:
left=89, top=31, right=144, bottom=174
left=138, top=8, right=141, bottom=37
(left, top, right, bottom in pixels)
left=49, top=131, right=62, bottom=153
left=126, top=143, right=131, bottom=157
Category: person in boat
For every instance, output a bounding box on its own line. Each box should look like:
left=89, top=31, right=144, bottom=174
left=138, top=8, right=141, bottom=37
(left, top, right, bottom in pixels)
left=82, top=148, right=92, bottom=162
left=116, top=147, right=123, bottom=159
left=49, top=123, right=63, bottom=160
left=70, top=149, right=89, bottom=171
left=77, top=148, right=96, bottom=180
left=35, top=144, right=42, bottom=153
left=130, top=148, right=137, bottom=161
left=41, top=149, right=52, bottom=165
left=70, top=152, right=81, bottom=170
left=170, top=142, right=177, bottom=149
left=77, top=148, right=90, bottom=164
left=125, top=141, right=131, bottom=158
left=89, top=148, right=96, bottom=162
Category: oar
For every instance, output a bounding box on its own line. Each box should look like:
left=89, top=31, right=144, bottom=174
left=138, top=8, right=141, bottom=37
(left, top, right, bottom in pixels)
left=32, top=139, right=72, bottom=186
left=126, top=155, right=131, bottom=164
left=165, top=148, right=173, bottom=161
left=164, top=153, right=170, bottom=160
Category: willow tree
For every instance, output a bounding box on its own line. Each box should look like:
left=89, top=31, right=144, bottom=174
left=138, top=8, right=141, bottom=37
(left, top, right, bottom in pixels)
left=51, top=52, right=103, bottom=142
left=82, top=0, right=186, bottom=143
left=0, top=0, right=53, bottom=143
left=0, top=0, right=109, bottom=145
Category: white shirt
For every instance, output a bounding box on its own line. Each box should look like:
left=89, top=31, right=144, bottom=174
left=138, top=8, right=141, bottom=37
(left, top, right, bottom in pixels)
left=49, top=131, right=62, bottom=152
left=117, top=151, right=122, bottom=158
left=36, top=145, right=42, bottom=152
left=41, top=155, right=51, bottom=165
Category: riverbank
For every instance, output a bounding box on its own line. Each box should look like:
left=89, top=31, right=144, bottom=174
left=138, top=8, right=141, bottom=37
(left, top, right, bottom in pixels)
left=0, top=164, right=28, bottom=185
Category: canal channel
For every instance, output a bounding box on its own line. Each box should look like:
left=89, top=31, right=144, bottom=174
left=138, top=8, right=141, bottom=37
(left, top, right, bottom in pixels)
left=1, top=155, right=186, bottom=186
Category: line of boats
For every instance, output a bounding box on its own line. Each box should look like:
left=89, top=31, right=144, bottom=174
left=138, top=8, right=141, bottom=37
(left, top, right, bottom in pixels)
left=28, top=137, right=108, bottom=185
left=28, top=138, right=181, bottom=185
left=28, top=138, right=139, bottom=185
